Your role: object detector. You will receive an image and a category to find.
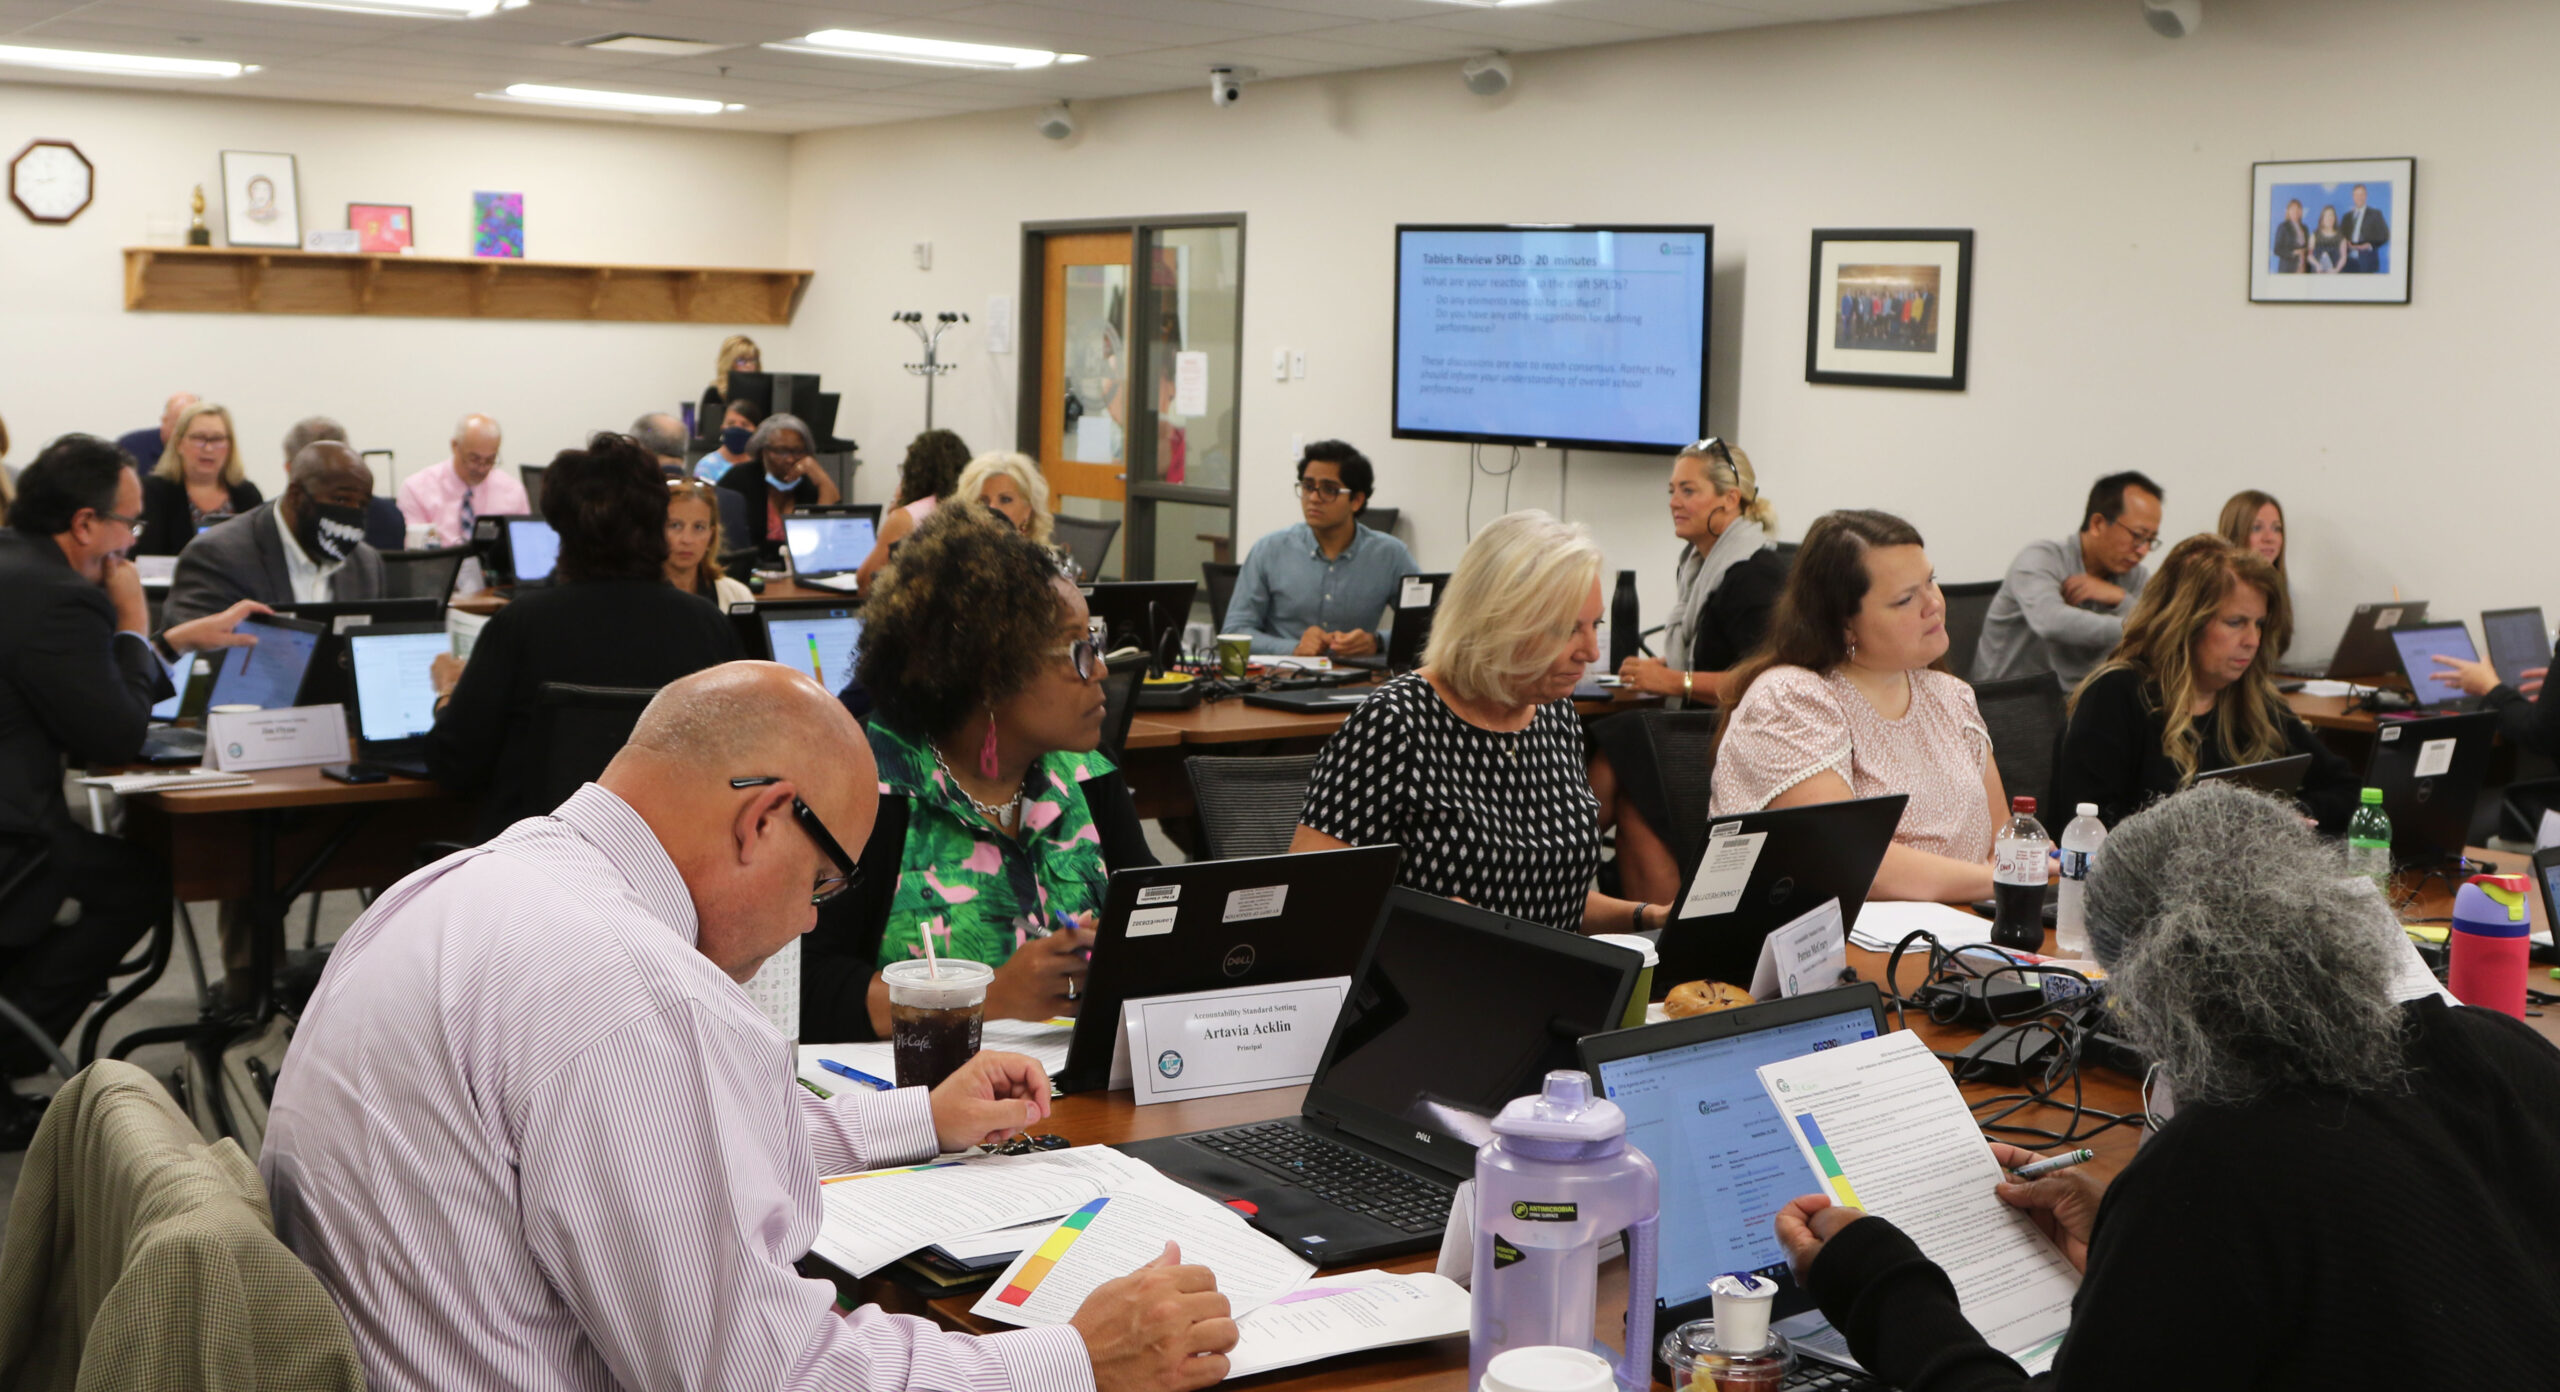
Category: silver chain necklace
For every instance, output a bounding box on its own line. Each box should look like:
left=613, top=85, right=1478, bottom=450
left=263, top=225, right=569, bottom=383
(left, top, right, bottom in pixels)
left=930, top=742, right=1025, bottom=829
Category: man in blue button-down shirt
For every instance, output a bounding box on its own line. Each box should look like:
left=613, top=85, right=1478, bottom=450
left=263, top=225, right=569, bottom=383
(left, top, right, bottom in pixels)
left=1223, top=440, right=1418, bottom=657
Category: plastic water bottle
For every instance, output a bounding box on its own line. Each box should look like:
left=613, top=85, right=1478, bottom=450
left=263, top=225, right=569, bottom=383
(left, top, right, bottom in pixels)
left=2346, top=787, right=2395, bottom=899
left=1990, top=797, right=2050, bottom=951
left=2449, top=874, right=2533, bottom=1019
left=2055, top=803, right=2106, bottom=957
left=1469, top=1071, right=1659, bottom=1392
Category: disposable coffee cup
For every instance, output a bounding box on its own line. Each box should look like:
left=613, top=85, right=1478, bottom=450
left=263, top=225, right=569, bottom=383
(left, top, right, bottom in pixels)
left=1480, top=1346, right=1616, bottom=1392
left=881, top=958, right=991, bottom=1089
left=1216, top=633, right=1253, bottom=679
left=1589, top=933, right=1659, bottom=1027
left=403, top=523, right=433, bottom=550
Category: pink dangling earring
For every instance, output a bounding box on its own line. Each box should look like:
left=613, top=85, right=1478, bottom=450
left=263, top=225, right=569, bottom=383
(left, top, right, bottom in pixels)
left=979, top=707, right=1002, bottom=779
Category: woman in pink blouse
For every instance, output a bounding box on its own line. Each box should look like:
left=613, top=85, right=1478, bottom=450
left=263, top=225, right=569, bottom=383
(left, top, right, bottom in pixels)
left=1710, top=509, right=2009, bottom=903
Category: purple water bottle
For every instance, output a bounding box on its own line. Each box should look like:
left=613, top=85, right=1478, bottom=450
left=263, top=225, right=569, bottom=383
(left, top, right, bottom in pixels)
left=1469, top=1071, right=1660, bottom=1392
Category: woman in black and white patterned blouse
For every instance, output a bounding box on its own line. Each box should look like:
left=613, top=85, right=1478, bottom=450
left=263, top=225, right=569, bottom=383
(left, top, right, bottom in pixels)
left=1291, top=510, right=1668, bottom=936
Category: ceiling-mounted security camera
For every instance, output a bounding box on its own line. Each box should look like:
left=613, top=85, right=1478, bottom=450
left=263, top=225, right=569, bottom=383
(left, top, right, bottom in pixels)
left=1033, top=102, right=1075, bottom=141
left=1209, top=65, right=1257, bottom=107
left=2142, top=0, right=2200, bottom=37
left=1460, top=54, right=1512, bottom=97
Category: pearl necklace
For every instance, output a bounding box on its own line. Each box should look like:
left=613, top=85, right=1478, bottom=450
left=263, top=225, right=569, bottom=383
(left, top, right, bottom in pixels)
left=930, top=742, right=1025, bottom=829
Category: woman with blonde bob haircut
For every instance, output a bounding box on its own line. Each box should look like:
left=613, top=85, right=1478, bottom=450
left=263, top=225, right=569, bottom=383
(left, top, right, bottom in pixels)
left=138, top=401, right=261, bottom=556
left=953, top=452, right=1057, bottom=548
left=2057, top=533, right=2355, bottom=830
left=1292, top=511, right=1665, bottom=935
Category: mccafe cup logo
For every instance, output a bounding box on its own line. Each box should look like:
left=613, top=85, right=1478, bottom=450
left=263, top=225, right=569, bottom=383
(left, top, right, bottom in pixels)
left=1156, top=1050, right=1184, bottom=1079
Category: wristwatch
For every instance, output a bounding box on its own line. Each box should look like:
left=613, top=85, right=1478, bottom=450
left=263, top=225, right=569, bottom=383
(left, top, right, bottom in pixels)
left=1682, top=671, right=1695, bottom=699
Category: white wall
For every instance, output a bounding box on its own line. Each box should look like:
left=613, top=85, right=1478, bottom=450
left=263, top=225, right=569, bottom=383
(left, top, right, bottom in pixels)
left=0, top=86, right=789, bottom=496
left=783, top=0, right=2560, bottom=655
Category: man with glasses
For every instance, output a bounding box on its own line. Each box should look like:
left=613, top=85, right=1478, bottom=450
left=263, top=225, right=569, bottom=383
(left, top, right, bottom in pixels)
left=265, top=662, right=1239, bottom=1392
left=0, top=434, right=267, bottom=1147
left=397, top=412, right=527, bottom=592
left=1222, top=439, right=1417, bottom=657
left=1975, top=470, right=2165, bottom=688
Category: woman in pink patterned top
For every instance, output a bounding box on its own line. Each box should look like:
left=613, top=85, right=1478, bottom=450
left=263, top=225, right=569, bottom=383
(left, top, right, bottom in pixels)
left=1711, top=509, right=2008, bottom=903
left=854, top=428, right=972, bottom=594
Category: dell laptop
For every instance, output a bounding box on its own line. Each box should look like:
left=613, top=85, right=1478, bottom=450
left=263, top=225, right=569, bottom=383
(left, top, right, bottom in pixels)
left=1241, top=685, right=1377, bottom=715
left=137, top=613, right=328, bottom=763
left=342, top=621, right=450, bottom=778
left=2483, top=607, right=2550, bottom=693
left=1661, top=794, right=1908, bottom=993
left=1338, top=572, right=1449, bottom=674
left=2194, top=752, right=2314, bottom=794
left=1579, top=984, right=1891, bottom=1386
left=2298, top=601, right=2427, bottom=680
left=2365, top=709, right=2500, bottom=869
left=1055, top=845, right=1404, bottom=1094
left=1118, top=888, right=1641, bottom=1264
left=282, top=598, right=443, bottom=708
left=784, top=506, right=883, bottom=589
left=2388, top=622, right=2484, bottom=713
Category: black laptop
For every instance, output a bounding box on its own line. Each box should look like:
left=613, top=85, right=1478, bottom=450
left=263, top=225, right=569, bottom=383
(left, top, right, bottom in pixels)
left=1579, top=985, right=1891, bottom=1387
left=137, top=613, right=329, bottom=764
left=1054, top=845, right=1404, bottom=1094
left=2365, top=709, right=2500, bottom=869
left=2296, top=600, right=2427, bottom=680
left=490, top=516, right=560, bottom=588
left=1118, top=888, right=1641, bottom=1264
left=1241, top=685, right=1377, bottom=715
left=2388, top=622, right=2485, bottom=713
left=343, top=621, right=450, bottom=778
left=1661, top=795, right=1907, bottom=993
left=2195, top=752, right=2313, bottom=794
left=1082, top=581, right=1197, bottom=669
left=282, top=598, right=443, bottom=708
left=1338, top=572, right=1448, bottom=674
left=2482, top=607, right=2550, bottom=693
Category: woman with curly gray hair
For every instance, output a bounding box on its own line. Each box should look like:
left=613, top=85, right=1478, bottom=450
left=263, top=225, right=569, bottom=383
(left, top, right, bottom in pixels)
left=1773, top=782, right=2560, bottom=1391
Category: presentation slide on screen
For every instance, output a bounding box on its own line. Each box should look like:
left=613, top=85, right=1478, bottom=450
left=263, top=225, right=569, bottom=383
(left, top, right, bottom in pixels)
left=1395, top=228, right=1708, bottom=449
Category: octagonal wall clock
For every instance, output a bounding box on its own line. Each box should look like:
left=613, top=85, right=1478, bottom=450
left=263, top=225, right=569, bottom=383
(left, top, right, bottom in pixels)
left=11, top=139, right=94, bottom=224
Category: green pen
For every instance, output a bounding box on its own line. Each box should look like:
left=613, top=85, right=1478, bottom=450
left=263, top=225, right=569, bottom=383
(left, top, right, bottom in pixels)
left=797, top=1076, right=833, bottom=1100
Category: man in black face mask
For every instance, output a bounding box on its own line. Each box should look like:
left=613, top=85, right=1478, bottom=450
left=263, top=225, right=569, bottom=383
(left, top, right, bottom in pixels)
left=162, top=440, right=387, bottom=630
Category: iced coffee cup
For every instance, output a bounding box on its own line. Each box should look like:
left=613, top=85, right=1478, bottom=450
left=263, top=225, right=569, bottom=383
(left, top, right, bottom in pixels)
left=881, top=959, right=991, bottom=1089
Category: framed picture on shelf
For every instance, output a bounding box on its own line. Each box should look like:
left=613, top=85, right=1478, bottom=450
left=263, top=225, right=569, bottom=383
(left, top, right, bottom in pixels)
left=2250, top=157, right=2413, bottom=304
left=1805, top=229, right=1973, bottom=391
left=472, top=191, right=523, bottom=258
left=347, top=202, right=413, bottom=253
left=219, top=150, right=301, bottom=249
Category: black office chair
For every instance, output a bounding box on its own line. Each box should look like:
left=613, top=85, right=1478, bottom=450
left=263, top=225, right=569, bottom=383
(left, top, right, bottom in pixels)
left=361, top=496, right=407, bottom=551
left=1052, top=514, right=1120, bottom=581
left=1184, top=754, right=1322, bottom=861
left=0, top=834, right=173, bottom=1072
left=1634, top=710, right=1724, bottom=869
left=1970, top=675, right=2066, bottom=820
left=520, top=463, right=548, bottom=516
left=1939, top=580, right=2003, bottom=682
left=532, top=682, right=662, bottom=814
left=1097, top=653, right=1149, bottom=765
left=377, top=546, right=472, bottom=603
left=1202, top=561, right=1242, bottom=630
left=1360, top=506, right=1400, bottom=536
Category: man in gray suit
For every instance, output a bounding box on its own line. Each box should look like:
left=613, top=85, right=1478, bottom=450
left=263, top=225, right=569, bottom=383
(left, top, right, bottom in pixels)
left=162, top=441, right=385, bottom=629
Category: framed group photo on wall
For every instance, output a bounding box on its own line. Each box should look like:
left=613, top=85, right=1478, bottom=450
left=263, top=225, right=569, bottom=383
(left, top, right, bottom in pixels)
left=2251, top=157, right=2413, bottom=304
left=1806, top=229, right=1973, bottom=390
left=219, top=150, right=300, bottom=249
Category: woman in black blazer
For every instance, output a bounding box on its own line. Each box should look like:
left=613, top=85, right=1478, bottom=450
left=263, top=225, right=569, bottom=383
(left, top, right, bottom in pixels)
left=136, top=402, right=260, bottom=556
left=1588, top=438, right=1788, bottom=904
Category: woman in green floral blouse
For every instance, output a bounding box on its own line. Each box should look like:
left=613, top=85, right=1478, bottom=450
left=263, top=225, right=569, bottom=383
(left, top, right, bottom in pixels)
left=801, top=505, right=1157, bottom=1041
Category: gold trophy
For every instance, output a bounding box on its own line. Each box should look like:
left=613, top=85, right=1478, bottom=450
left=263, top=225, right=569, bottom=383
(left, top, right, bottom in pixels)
left=187, top=184, right=211, bottom=246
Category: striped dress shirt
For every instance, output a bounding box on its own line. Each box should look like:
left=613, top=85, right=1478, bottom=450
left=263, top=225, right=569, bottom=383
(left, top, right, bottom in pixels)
left=261, top=784, right=1096, bottom=1392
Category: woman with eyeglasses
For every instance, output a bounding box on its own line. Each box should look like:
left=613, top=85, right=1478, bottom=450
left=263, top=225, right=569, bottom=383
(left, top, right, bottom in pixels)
left=663, top=479, right=751, bottom=608
left=1223, top=440, right=1418, bottom=658
left=801, top=505, right=1156, bottom=1042
left=1774, top=783, right=2560, bottom=1392
left=137, top=402, right=262, bottom=556
left=713, top=410, right=838, bottom=569
left=1587, top=438, right=1787, bottom=903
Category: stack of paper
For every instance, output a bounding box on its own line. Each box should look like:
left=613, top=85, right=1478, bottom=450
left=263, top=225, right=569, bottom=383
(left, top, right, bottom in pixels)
left=811, top=1146, right=1154, bottom=1277
left=1845, top=900, right=1997, bottom=952
left=1225, top=1270, right=1470, bottom=1378
left=968, top=1169, right=1314, bottom=1328
left=78, top=768, right=256, bottom=795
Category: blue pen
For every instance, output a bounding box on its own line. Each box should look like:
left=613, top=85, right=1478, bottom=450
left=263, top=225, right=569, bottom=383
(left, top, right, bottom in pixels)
left=819, top=1059, right=894, bottom=1091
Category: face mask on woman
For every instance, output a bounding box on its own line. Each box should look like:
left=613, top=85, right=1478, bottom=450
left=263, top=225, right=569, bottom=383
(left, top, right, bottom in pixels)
left=721, top=426, right=753, bottom=455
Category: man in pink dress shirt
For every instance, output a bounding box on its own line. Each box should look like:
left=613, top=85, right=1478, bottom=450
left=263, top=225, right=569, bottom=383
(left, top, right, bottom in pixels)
left=263, top=663, right=1236, bottom=1392
left=396, top=411, right=527, bottom=547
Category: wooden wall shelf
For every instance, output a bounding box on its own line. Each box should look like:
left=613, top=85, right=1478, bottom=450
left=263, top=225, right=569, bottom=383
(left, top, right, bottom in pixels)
left=122, top=247, right=811, bottom=324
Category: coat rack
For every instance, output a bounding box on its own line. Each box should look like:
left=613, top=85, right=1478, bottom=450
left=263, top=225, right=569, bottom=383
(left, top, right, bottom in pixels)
left=894, top=310, right=969, bottom=428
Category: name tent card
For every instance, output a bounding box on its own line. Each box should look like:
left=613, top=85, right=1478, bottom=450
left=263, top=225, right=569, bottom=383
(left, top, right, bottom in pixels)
left=1119, top=978, right=1349, bottom=1106
left=204, top=703, right=351, bottom=772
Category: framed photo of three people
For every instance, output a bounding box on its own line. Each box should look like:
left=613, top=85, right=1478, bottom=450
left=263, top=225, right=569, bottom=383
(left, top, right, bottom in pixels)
left=2251, top=157, right=2413, bottom=305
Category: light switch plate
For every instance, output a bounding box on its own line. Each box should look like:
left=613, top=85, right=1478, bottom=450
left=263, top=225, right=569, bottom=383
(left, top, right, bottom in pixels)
left=1290, top=350, right=1307, bottom=380
left=1272, top=347, right=1290, bottom=381
left=913, top=241, right=932, bottom=269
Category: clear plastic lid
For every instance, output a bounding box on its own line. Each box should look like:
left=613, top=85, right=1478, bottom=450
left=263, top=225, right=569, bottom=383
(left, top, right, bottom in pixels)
left=1659, top=1319, right=1795, bottom=1391
left=1489, top=1070, right=1626, bottom=1145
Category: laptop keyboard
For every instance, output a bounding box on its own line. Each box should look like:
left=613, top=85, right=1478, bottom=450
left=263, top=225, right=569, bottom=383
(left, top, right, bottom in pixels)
left=1189, top=1123, right=1455, bottom=1234
left=1784, top=1365, right=1884, bottom=1391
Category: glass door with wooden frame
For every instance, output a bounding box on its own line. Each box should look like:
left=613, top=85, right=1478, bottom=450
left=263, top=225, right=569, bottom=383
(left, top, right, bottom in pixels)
left=1039, top=230, right=1132, bottom=580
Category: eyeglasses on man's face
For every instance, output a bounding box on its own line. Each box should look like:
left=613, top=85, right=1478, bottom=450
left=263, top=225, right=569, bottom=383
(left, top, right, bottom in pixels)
left=1293, top=478, right=1352, bottom=502
left=728, top=776, right=860, bottom=904
left=2106, top=516, right=2160, bottom=552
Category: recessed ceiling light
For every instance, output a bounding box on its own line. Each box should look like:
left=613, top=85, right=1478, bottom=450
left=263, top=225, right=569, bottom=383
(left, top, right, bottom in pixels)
left=762, top=29, right=1083, bottom=70
left=572, top=33, right=733, bottom=58
left=222, top=0, right=526, bottom=20
left=483, top=83, right=732, bottom=115
left=0, top=42, right=247, bottom=77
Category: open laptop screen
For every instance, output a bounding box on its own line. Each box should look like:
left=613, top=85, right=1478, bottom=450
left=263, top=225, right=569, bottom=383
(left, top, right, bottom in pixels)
left=1316, top=896, right=1631, bottom=1152
left=208, top=615, right=323, bottom=710
left=2484, top=608, right=2549, bottom=692
left=784, top=514, right=878, bottom=577
left=762, top=609, right=863, bottom=693
left=348, top=629, right=449, bottom=742
left=2389, top=623, right=2479, bottom=706
left=506, top=518, right=561, bottom=583
left=1591, top=1001, right=1882, bottom=1308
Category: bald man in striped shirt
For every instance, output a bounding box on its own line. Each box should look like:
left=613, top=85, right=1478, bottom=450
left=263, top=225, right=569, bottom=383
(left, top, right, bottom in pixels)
left=263, top=662, right=1236, bottom=1392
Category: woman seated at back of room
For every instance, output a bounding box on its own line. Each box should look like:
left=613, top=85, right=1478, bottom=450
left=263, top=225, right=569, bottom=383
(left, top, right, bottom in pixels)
left=714, top=411, right=839, bottom=569
left=664, top=478, right=752, bottom=608
left=799, top=505, right=1154, bottom=1042
left=2217, top=488, right=2289, bottom=649
left=692, top=398, right=761, bottom=485
left=953, top=450, right=1076, bottom=576
left=1290, top=510, right=1670, bottom=936
left=426, top=433, right=743, bottom=842
left=854, top=427, right=972, bottom=593
left=1773, top=783, right=2560, bottom=1392
left=1588, top=437, right=1787, bottom=904
left=2058, top=534, right=2357, bottom=831
left=1709, top=509, right=2005, bottom=904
